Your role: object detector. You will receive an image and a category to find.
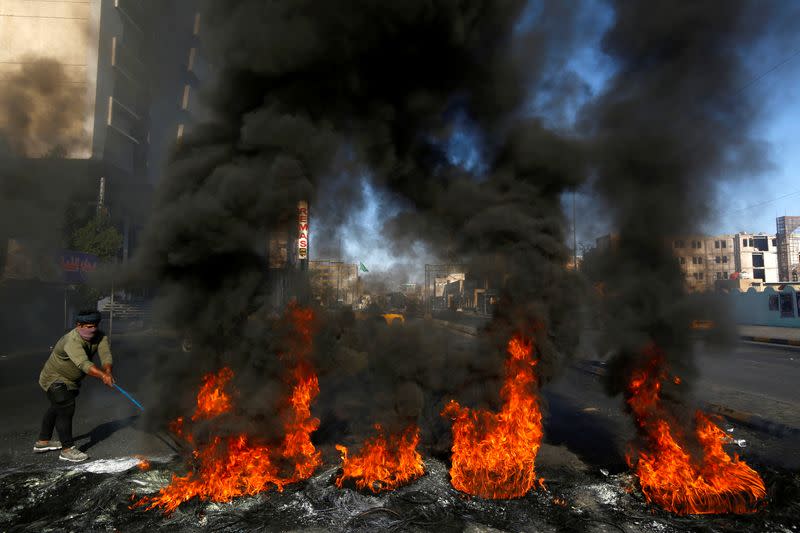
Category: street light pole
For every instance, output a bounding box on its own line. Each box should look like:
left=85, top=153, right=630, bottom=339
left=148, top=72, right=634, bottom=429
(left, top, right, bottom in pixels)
left=572, top=190, right=578, bottom=270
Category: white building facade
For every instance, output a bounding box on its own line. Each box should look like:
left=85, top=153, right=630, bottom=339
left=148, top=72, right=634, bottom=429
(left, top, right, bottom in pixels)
left=733, top=233, right=779, bottom=283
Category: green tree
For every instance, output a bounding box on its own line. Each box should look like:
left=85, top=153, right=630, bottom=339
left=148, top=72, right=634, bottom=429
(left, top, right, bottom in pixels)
left=69, top=214, right=122, bottom=261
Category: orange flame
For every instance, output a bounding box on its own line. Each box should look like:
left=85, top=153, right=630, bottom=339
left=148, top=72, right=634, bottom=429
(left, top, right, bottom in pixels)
left=626, top=345, right=766, bottom=515
left=441, top=334, right=545, bottom=499
left=136, top=304, right=321, bottom=513
left=191, top=367, right=235, bottom=421
left=335, top=425, right=424, bottom=493
left=135, top=456, right=151, bottom=471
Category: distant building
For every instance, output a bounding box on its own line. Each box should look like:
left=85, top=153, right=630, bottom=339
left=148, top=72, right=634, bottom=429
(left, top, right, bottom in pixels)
left=673, top=234, right=777, bottom=290
left=776, top=216, right=800, bottom=282
left=672, top=236, right=712, bottom=291
left=309, top=261, right=359, bottom=307
left=594, top=231, right=784, bottom=291
left=733, top=233, right=779, bottom=283
left=400, top=283, right=420, bottom=297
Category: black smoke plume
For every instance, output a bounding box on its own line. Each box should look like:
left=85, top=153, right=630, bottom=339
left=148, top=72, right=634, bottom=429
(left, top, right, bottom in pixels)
left=0, top=58, right=89, bottom=158
left=580, top=1, right=796, bottom=418
left=133, top=0, right=597, bottom=449
left=134, top=0, right=795, bottom=460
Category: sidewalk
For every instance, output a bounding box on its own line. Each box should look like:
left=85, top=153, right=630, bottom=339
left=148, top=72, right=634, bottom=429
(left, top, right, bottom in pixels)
left=738, top=324, right=800, bottom=346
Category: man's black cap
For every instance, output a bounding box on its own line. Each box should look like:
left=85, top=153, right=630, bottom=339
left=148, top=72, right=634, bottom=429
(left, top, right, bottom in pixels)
left=76, top=309, right=101, bottom=325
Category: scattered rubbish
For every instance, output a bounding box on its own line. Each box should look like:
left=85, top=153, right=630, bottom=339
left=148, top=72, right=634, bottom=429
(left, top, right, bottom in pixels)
left=582, top=407, right=599, bottom=413
left=733, top=439, right=747, bottom=448
left=726, top=427, right=735, bottom=433
left=73, top=458, right=142, bottom=474
left=552, top=496, right=568, bottom=507
left=600, top=469, right=609, bottom=477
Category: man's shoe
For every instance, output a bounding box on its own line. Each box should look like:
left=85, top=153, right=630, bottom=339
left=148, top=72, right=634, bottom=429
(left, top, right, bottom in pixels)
left=58, top=447, right=89, bottom=462
left=33, top=440, right=62, bottom=453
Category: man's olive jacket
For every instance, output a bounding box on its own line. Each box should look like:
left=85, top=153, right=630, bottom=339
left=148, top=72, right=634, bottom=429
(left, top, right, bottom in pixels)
left=39, top=328, right=113, bottom=391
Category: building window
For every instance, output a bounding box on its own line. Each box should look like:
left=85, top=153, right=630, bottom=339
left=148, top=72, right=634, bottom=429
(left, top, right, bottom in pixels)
left=715, top=240, right=720, bottom=248
left=722, top=256, right=728, bottom=263
left=698, top=257, right=703, bottom=264
left=187, top=47, right=196, bottom=72
left=698, top=272, right=704, bottom=280
left=674, top=240, right=684, bottom=248
left=715, top=256, right=720, bottom=264
left=716, top=272, right=721, bottom=280
left=742, top=238, right=747, bottom=247
left=106, top=96, right=114, bottom=125
left=722, top=240, right=727, bottom=248
left=723, top=272, right=728, bottom=279
left=679, top=256, right=686, bottom=265
left=772, top=238, right=777, bottom=247
left=181, top=84, right=191, bottom=110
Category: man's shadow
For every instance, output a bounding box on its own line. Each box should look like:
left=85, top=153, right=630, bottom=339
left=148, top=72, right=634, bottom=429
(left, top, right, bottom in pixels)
left=74, top=415, right=140, bottom=452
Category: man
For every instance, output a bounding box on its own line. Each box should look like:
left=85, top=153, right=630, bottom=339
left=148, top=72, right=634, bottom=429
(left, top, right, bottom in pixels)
left=35, top=309, right=115, bottom=462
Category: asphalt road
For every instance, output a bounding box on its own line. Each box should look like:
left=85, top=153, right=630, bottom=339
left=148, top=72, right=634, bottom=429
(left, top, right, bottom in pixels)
left=0, top=333, right=177, bottom=469
left=0, top=326, right=797, bottom=474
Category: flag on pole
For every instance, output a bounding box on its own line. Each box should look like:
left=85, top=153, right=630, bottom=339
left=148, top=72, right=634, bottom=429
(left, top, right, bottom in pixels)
left=359, top=262, right=369, bottom=273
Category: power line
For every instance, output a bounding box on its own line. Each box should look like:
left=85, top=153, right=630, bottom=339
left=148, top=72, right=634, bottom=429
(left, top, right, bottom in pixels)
left=734, top=47, right=800, bottom=97
left=718, top=189, right=800, bottom=215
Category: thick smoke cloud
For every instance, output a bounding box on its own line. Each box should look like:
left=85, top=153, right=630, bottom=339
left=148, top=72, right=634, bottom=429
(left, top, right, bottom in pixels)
left=134, top=0, right=795, bottom=455
left=580, top=1, right=795, bottom=402
left=134, top=0, right=597, bottom=446
left=0, top=58, right=89, bottom=158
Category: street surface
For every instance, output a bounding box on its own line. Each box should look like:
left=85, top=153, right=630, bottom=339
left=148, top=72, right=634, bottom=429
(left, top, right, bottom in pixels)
left=0, top=333, right=175, bottom=469
left=0, top=324, right=797, bottom=473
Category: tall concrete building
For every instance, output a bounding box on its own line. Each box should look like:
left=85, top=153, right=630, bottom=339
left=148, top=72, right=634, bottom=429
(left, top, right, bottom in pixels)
left=0, top=0, right=205, bottom=261
left=776, top=216, right=800, bottom=282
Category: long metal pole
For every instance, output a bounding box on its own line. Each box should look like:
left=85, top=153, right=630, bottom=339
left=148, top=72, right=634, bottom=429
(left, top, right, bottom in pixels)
left=109, top=277, right=114, bottom=336
left=572, top=190, right=578, bottom=270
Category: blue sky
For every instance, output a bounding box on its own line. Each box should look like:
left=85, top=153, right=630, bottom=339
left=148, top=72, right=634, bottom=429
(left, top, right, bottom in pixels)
left=712, top=54, right=800, bottom=236
left=318, top=5, right=800, bottom=278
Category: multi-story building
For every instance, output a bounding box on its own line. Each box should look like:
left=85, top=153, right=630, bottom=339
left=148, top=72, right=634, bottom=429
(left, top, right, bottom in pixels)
left=733, top=233, right=779, bottom=283
left=776, top=216, right=800, bottom=282
left=598, top=232, right=783, bottom=291
left=674, top=234, right=781, bottom=289
left=703, top=234, right=735, bottom=286
left=0, top=0, right=205, bottom=262
left=672, top=236, right=710, bottom=291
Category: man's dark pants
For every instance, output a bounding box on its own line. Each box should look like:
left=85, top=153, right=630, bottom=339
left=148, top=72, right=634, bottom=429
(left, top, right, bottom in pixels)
left=39, top=383, right=78, bottom=448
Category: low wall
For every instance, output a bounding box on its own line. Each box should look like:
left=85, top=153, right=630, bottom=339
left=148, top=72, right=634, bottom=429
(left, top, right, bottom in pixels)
left=731, top=285, right=800, bottom=328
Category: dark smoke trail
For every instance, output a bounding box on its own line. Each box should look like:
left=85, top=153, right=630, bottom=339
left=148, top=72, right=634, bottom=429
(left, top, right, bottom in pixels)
left=580, top=1, right=796, bottom=416
left=133, top=0, right=599, bottom=446
left=0, top=58, right=89, bottom=158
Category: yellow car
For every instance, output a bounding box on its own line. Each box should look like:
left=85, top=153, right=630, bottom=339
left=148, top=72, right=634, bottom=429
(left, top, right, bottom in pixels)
left=381, top=313, right=405, bottom=325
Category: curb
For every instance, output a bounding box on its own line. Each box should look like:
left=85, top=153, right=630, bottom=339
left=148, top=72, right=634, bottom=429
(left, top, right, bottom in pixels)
left=702, top=402, right=800, bottom=438
left=740, top=335, right=800, bottom=347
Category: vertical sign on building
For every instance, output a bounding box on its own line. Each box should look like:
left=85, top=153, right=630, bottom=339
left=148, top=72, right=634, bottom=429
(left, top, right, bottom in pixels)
left=298, top=200, right=309, bottom=271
